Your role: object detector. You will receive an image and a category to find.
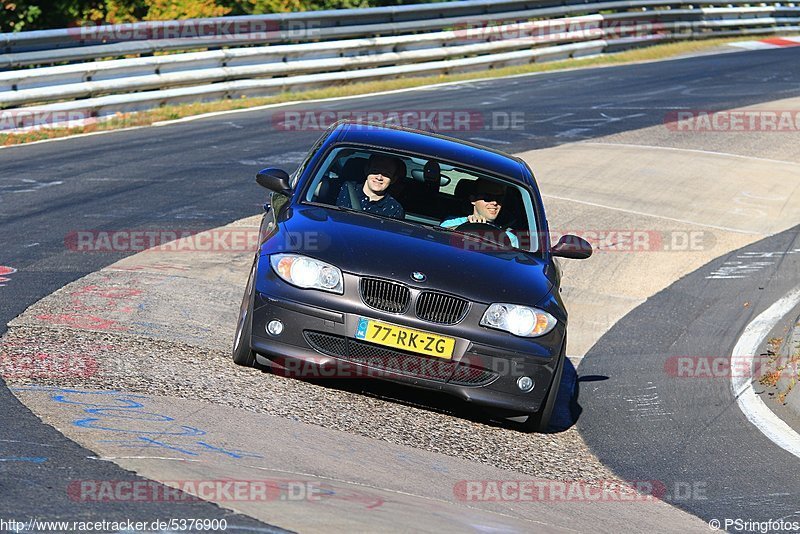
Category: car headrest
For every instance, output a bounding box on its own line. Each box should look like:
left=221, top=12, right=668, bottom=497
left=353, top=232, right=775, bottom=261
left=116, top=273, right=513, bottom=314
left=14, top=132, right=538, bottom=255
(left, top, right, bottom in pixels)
left=340, top=157, right=368, bottom=181
left=423, top=160, right=440, bottom=187
left=390, top=157, right=407, bottom=181
left=495, top=187, right=522, bottom=228
left=455, top=179, right=477, bottom=199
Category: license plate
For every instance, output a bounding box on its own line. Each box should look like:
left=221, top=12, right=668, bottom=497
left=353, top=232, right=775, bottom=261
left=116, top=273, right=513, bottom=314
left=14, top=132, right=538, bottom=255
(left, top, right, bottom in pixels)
left=355, top=317, right=455, bottom=359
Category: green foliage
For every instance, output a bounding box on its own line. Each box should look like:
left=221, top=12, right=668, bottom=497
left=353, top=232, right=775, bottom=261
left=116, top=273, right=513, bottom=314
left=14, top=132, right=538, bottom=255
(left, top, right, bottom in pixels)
left=229, top=0, right=307, bottom=14
left=1, top=0, right=448, bottom=31
left=2, top=2, right=44, bottom=32
left=144, top=0, right=231, bottom=20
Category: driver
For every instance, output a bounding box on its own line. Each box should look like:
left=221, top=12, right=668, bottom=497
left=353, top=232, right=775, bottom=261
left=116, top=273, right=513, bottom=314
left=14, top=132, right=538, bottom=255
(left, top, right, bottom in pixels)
left=335, top=154, right=405, bottom=220
left=440, top=180, right=519, bottom=247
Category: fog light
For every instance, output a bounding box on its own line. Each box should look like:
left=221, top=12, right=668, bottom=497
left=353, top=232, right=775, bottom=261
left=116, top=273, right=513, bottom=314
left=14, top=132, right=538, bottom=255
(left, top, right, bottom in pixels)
left=517, top=376, right=534, bottom=392
left=266, top=320, right=283, bottom=336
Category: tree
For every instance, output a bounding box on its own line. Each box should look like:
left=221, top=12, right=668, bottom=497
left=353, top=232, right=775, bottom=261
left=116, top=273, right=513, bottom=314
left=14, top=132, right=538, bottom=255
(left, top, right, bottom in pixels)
left=0, top=0, right=447, bottom=31
left=144, top=0, right=231, bottom=20
left=2, top=1, right=44, bottom=32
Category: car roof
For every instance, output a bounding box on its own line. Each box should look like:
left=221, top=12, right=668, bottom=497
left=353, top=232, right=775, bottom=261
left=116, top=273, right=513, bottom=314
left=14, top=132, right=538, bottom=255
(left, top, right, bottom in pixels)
left=327, top=121, right=532, bottom=185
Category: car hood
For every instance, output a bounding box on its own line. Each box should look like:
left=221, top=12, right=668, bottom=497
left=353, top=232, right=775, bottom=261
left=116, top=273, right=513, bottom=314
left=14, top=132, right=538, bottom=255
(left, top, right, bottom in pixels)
left=266, top=206, right=553, bottom=305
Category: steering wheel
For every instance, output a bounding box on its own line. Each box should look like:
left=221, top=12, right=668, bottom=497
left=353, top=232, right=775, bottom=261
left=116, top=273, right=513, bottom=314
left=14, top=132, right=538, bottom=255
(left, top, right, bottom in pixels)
left=455, top=221, right=513, bottom=248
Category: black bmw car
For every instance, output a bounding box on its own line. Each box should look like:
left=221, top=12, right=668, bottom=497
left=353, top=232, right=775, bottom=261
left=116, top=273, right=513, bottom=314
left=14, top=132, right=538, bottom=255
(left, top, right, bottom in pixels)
left=232, top=121, right=591, bottom=431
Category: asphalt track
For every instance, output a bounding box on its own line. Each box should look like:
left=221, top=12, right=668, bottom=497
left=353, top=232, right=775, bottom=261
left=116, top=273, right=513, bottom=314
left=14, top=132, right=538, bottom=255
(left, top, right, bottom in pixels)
left=578, top=226, right=800, bottom=524
left=2, top=46, right=800, bottom=526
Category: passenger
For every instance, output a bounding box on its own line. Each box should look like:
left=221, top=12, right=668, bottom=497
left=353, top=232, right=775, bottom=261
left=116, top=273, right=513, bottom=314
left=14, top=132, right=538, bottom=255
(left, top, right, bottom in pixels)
left=336, top=154, right=405, bottom=220
left=441, top=180, right=519, bottom=247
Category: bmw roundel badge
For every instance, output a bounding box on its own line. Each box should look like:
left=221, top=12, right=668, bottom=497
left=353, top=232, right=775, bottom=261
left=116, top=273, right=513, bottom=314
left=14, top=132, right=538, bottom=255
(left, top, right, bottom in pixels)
left=411, top=271, right=426, bottom=282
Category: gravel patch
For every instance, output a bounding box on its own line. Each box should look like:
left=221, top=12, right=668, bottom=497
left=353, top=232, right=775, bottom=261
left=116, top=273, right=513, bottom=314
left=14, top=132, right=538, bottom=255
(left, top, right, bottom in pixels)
left=0, top=324, right=614, bottom=482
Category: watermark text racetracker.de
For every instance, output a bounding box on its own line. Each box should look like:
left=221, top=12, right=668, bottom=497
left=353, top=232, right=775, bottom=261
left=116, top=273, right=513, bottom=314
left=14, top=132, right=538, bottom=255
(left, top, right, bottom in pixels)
left=68, top=479, right=324, bottom=503
left=271, top=110, right=526, bottom=132
left=64, top=228, right=715, bottom=254
left=269, top=353, right=521, bottom=381
left=68, top=19, right=317, bottom=42
left=0, top=517, right=227, bottom=533
left=65, top=229, right=262, bottom=253
left=665, top=110, right=800, bottom=132
left=0, top=110, right=92, bottom=133
left=453, top=479, right=708, bottom=502
left=66, top=478, right=384, bottom=509
left=664, top=355, right=799, bottom=381
left=0, top=351, right=98, bottom=380
left=66, top=16, right=701, bottom=45
left=460, top=229, right=714, bottom=253
left=451, top=17, right=671, bottom=42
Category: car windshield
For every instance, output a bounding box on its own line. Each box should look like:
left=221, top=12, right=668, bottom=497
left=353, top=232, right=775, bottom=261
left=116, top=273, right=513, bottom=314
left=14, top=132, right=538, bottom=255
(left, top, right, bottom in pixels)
left=303, top=146, right=541, bottom=253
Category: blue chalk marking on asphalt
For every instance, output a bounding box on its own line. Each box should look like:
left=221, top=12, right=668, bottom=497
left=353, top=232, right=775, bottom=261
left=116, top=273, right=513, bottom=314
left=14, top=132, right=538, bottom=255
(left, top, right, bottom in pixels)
left=73, top=418, right=206, bottom=436
left=196, top=441, right=264, bottom=459
left=98, top=438, right=264, bottom=459
left=0, top=457, right=48, bottom=463
left=52, top=394, right=146, bottom=409
left=129, top=320, right=161, bottom=329
left=83, top=408, right=174, bottom=421
left=135, top=437, right=200, bottom=456
left=22, top=387, right=258, bottom=459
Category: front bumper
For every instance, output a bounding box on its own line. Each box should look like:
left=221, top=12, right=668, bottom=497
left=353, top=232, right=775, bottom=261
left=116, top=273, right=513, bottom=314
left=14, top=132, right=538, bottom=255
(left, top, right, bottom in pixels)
left=250, top=288, right=565, bottom=416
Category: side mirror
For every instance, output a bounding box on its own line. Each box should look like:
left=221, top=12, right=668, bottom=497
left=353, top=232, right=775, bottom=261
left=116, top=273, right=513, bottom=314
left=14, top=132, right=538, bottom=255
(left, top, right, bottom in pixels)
left=551, top=234, right=592, bottom=259
left=256, top=167, right=292, bottom=195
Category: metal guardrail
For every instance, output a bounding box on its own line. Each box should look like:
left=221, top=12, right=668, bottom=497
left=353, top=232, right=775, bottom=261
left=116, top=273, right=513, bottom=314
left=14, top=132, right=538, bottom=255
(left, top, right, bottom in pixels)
left=2, top=0, right=795, bottom=68
left=0, top=0, right=798, bottom=130
left=0, top=1, right=572, bottom=55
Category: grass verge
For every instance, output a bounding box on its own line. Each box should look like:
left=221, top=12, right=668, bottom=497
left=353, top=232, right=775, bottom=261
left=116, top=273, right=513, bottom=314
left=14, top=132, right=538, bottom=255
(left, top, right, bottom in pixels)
left=759, top=336, right=800, bottom=404
left=0, top=36, right=773, bottom=147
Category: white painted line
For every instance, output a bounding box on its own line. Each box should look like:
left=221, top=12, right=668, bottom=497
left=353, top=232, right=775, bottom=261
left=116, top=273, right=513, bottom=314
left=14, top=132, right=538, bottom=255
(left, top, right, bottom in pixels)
left=728, top=41, right=780, bottom=50
left=581, top=141, right=800, bottom=167
left=540, top=193, right=764, bottom=235
left=96, top=456, right=200, bottom=462
left=0, top=41, right=762, bottom=151
left=731, top=284, right=800, bottom=459
left=1, top=69, right=561, bottom=151
left=468, top=136, right=511, bottom=145
left=730, top=37, right=800, bottom=50
left=244, top=464, right=566, bottom=531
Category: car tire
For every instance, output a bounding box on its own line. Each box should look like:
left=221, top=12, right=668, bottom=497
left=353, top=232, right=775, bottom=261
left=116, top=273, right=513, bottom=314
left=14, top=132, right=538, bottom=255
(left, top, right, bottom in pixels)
left=522, top=344, right=565, bottom=433
left=232, top=259, right=257, bottom=367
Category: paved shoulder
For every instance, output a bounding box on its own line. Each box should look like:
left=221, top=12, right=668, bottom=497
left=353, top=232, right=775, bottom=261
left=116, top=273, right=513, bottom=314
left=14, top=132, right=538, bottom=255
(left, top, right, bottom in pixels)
left=578, top=224, right=800, bottom=523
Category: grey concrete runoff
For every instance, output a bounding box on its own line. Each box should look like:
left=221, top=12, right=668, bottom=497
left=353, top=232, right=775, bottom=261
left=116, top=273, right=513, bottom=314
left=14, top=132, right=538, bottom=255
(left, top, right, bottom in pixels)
left=10, top=123, right=800, bottom=530
left=0, top=214, right=708, bottom=532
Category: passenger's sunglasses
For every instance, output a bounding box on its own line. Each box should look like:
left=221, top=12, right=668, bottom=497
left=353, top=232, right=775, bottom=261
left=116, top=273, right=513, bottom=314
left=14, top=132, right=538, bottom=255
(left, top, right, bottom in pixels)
left=368, top=166, right=395, bottom=179
left=474, top=193, right=504, bottom=203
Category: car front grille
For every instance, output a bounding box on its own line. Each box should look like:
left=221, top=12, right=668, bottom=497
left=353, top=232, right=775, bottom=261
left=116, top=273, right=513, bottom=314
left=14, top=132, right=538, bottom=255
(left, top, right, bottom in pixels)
left=360, top=278, right=410, bottom=313
left=450, top=363, right=498, bottom=386
left=415, top=291, right=469, bottom=325
left=303, top=331, right=498, bottom=387
left=304, top=330, right=347, bottom=357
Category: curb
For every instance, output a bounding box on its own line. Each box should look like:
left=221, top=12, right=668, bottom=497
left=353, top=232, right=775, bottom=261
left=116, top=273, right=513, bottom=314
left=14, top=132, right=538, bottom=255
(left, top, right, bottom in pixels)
left=774, top=311, right=800, bottom=413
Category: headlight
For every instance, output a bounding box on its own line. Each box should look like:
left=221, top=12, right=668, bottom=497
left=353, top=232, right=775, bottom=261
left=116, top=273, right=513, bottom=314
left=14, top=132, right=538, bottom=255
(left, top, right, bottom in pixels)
left=480, top=303, right=557, bottom=337
left=270, top=253, right=343, bottom=294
